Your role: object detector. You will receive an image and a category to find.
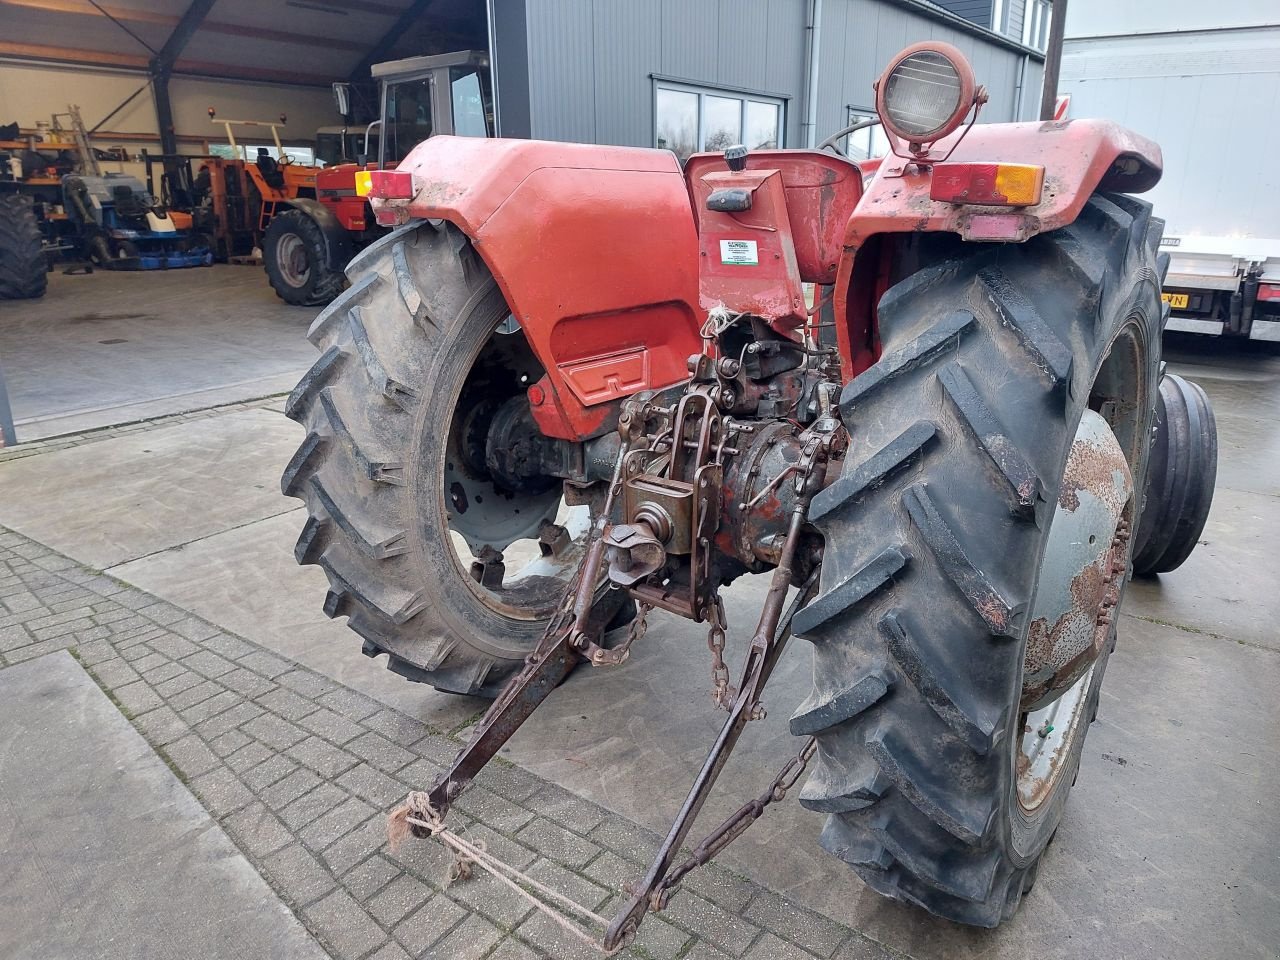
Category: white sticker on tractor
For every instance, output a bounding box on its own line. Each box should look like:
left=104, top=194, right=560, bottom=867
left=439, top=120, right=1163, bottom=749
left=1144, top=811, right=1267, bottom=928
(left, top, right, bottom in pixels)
left=720, top=239, right=758, bottom=266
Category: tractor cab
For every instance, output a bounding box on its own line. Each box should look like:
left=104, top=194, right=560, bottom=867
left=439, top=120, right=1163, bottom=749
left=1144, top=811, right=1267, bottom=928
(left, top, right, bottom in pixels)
left=265, top=50, right=493, bottom=308
left=372, top=49, right=494, bottom=168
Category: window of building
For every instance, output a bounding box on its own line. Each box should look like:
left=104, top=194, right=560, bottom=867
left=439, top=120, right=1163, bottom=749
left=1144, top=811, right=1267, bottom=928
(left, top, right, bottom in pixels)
left=654, top=81, right=784, bottom=162
left=844, top=109, right=890, bottom=163
left=1024, top=0, right=1051, bottom=51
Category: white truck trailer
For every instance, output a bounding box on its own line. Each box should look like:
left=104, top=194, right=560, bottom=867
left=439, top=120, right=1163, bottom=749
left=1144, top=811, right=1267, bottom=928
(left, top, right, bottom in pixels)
left=1060, top=0, right=1280, bottom=341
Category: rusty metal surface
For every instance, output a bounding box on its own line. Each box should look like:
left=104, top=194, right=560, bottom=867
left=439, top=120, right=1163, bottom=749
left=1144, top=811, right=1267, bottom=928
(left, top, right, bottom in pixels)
left=1021, top=409, right=1134, bottom=711
left=1016, top=410, right=1134, bottom=812
left=603, top=495, right=821, bottom=952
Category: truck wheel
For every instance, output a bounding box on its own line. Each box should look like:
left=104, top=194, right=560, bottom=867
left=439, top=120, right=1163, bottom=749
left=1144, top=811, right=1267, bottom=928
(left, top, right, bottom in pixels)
left=1130, top=373, right=1217, bottom=575
left=282, top=221, right=624, bottom=696
left=795, top=195, right=1163, bottom=926
left=0, top=193, right=47, bottom=300
left=264, top=209, right=346, bottom=306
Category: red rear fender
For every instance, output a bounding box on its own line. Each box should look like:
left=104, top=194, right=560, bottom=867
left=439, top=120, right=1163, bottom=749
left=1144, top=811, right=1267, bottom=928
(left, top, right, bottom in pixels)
left=833, top=118, right=1162, bottom=379
left=380, top=137, right=702, bottom=440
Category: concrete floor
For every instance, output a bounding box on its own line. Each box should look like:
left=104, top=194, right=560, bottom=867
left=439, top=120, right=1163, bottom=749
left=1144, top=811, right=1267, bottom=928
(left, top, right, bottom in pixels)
left=2, top=269, right=1278, bottom=959
left=0, top=268, right=316, bottom=440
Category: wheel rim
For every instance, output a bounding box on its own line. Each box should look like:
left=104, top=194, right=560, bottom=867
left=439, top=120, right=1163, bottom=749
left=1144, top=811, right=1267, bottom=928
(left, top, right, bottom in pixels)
left=276, top=232, right=309, bottom=287
left=440, top=317, right=592, bottom=624
left=1016, top=407, right=1134, bottom=813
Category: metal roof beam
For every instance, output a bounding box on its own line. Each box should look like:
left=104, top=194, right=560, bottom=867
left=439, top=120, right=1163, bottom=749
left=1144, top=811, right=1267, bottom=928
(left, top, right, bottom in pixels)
left=155, top=0, right=216, bottom=70
left=0, top=0, right=368, bottom=52
left=0, top=40, right=334, bottom=85
left=151, top=0, right=217, bottom=154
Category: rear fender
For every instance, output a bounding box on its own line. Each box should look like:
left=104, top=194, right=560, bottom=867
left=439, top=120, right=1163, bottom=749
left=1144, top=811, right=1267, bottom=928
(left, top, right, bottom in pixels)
left=379, top=136, right=702, bottom=441
left=834, top=118, right=1162, bottom=377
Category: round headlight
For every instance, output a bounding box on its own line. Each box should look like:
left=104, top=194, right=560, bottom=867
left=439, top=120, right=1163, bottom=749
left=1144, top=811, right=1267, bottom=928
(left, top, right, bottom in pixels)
left=876, top=42, right=976, bottom=146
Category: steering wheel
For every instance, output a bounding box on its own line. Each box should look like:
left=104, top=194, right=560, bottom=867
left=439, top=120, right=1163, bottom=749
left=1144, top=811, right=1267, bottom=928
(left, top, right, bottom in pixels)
left=818, top=116, right=881, bottom=158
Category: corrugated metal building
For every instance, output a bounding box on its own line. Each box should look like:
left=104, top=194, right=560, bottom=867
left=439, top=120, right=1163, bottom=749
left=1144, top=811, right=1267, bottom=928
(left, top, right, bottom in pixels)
left=488, top=0, right=1047, bottom=157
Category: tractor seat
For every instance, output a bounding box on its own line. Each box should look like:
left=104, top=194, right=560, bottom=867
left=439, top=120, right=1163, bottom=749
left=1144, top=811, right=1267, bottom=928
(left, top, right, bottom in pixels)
left=111, top=185, right=151, bottom=219
left=256, top=151, right=286, bottom=190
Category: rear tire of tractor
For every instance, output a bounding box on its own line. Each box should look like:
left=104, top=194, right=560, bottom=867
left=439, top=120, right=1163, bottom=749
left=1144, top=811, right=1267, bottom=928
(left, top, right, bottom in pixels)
left=282, top=220, right=621, bottom=697
left=796, top=195, right=1164, bottom=926
left=0, top=193, right=47, bottom=300
left=264, top=209, right=346, bottom=307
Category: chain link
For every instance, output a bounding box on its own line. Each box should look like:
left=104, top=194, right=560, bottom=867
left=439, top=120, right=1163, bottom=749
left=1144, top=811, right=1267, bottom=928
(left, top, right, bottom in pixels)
left=628, top=601, right=652, bottom=646
left=595, top=600, right=652, bottom=666
left=706, top=596, right=735, bottom=711
left=656, top=735, right=818, bottom=903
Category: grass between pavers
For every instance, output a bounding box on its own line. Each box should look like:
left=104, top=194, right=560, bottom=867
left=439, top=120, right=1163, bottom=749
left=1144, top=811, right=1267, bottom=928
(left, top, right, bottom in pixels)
left=0, top=526, right=897, bottom=960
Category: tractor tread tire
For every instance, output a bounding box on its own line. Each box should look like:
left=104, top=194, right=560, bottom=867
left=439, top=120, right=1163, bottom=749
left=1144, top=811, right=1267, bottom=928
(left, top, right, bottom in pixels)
left=1131, top=373, right=1217, bottom=575
left=283, top=220, right=555, bottom=697
left=265, top=209, right=346, bottom=307
left=798, top=195, right=1163, bottom=926
left=0, top=193, right=47, bottom=300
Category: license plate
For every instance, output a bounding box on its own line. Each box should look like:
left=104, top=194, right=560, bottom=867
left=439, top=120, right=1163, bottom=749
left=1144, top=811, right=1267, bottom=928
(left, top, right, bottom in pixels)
left=1162, top=292, right=1189, bottom=309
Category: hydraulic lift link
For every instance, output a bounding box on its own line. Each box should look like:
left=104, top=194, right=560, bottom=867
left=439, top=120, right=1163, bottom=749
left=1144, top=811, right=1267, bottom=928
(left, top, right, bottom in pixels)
left=420, top=427, right=639, bottom=823
left=602, top=497, right=815, bottom=951
left=403, top=405, right=839, bottom=953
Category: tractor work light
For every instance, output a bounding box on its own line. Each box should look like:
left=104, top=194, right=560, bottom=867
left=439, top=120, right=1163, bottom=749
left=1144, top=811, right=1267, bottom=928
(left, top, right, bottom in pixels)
left=354, top=169, right=414, bottom=200
left=876, top=42, right=978, bottom=149
left=930, top=162, right=1046, bottom=207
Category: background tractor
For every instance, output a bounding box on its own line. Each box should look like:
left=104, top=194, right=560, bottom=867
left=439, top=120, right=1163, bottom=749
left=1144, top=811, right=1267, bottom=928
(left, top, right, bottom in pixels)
left=0, top=186, right=46, bottom=300
left=283, top=42, right=1219, bottom=944
left=261, top=50, right=492, bottom=307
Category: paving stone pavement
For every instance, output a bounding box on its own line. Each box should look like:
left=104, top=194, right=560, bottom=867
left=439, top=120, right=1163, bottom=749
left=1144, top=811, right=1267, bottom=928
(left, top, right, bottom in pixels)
left=0, top=524, right=896, bottom=960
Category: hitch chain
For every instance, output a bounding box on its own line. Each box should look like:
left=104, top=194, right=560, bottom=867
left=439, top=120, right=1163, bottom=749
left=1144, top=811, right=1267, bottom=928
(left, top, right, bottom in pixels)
left=653, top=736, right=817, bottom=907
left=706, top=595, right=735, bottom=711
left=594, top=599, right=653, bottom=666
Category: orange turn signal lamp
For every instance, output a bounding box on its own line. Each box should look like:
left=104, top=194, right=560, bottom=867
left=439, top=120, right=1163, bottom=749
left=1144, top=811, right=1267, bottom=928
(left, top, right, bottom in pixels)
left=354, top=169, right=414, bottom=200
left=930, top=162, right=1045, bottom=207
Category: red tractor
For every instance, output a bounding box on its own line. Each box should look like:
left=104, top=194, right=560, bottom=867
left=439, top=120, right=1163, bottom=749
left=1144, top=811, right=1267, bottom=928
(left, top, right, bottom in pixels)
left=282, top=43, right=1218, bottom=943
left=263, top=51, right=492, bottom=306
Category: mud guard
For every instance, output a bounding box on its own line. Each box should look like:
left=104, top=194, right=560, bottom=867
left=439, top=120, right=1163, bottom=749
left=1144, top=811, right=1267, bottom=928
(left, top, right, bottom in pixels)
left=834, top=118, right=1164, bottom=378
left=371, top=137, right=703, bottom=441
left=280, top=197, right=354, bottom=277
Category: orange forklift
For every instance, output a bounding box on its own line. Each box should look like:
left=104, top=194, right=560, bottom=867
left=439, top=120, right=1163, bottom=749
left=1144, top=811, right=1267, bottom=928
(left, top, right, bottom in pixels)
left=144, top=113, right=319, bottom=263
